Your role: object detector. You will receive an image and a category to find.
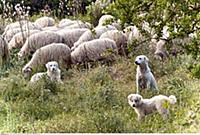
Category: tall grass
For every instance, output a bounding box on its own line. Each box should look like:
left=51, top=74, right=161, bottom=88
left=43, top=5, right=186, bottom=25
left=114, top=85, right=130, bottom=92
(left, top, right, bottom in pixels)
left=0, top=54, right=199, bottom=133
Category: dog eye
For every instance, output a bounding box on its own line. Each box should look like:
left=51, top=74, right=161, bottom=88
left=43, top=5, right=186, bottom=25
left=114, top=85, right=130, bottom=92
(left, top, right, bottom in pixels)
left=139, top=58, right=141, bottom=60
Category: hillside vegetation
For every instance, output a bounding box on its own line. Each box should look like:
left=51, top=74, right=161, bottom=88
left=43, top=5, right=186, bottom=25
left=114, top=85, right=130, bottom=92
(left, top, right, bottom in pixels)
left=0, top=0, right=200, bottom=133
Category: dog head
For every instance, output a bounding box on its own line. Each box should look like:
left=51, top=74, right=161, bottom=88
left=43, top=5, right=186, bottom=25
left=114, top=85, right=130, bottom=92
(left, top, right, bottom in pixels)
left=46, top=61, right=59, bottom=73
left=127, top=94, right=143, bottom=108
left=135, top=55, right=149, bottom=65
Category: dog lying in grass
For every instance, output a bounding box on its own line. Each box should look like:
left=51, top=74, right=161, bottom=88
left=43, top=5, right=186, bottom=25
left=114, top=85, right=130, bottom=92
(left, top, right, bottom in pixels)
left=135, top=55, right=158, bottom=93
left=128, top=93, right=177, bottom=121
left=30, top=61, right=62, bottom=83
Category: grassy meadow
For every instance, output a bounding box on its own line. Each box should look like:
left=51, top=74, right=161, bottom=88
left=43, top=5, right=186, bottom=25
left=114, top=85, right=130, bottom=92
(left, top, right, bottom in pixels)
left=0, top=51, right=200, bottom=133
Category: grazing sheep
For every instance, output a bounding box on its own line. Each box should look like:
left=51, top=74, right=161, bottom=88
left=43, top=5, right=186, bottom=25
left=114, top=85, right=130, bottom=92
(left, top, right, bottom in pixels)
left=72, top=25, right=116, bottom=51
left=98, top=14, right=115, bottom=27
left=154, top=26, right=170, bottom=60
left=30, top=61, right=62, bottom=83
left=18, top=31, right=64, bottom=59
left=8, top=30, right=41, bottom=50
left=0, top=35, right=9, bottom=65
left=42, top=26, right=61, bottom=32
left=123, top=26, right=142, bottom=44
left=71, top=38, right=118, bottom=64
left=34, top=16, right=55, bottom=28
left=58, top=19, right=76, bottom=28
left=3, top=20, right=27, bottom=33
left=99, top=30, right=128, bottom=55
left=22, top=43, right=71, bottom=78
left=22, top=22, right=42, bottom=31
left=3, top=28, right=24, bottom=42
left=64, top=21, right=92, bottom=29
left=56, top=28, right=89, bottom=48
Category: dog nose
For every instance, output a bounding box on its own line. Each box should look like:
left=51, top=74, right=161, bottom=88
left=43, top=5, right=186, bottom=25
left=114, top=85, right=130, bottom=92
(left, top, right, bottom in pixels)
left=132, top=104, right=136, bottom=107
left=135, top=61, right=139, bottom=65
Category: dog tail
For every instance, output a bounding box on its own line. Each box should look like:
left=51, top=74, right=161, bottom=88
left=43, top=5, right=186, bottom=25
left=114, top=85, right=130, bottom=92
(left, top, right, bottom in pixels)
left=168, top=95, right=177, bottom=104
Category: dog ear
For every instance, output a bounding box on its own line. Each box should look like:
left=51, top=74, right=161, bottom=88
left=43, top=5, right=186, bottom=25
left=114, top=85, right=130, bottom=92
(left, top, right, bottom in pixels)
left=144, top=56, right=149, bottom=62
left=46, top=63, right=50, bottom=69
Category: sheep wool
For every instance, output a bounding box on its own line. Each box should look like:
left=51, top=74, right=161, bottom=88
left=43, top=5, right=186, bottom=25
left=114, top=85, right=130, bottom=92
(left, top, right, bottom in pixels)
left=71, top=38, right=118, bottom=64
left=0, top=36, right=9, bottom=65
left=100, top=30, right=128, bottom=55
left=34, top=16, right=55, bottom=28
left=58, top=19, right=76, bottom=28
left=56, top=28, right=88, bottom=48
left=8, top=30, right=41, bottom=50
left=98, top=14, right=115, bottom=26
left=3, top=20, right=27, bottom=33
left=22, top=43, right=71, bottom=77
left=3, top=28, right=25, bottom=42
left=72, top=25, right=116, bottom=51
left=18, top=31, right=64, bottom=58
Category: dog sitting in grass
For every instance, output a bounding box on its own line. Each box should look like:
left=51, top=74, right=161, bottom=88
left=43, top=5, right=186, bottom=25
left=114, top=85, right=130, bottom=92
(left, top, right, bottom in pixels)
left=127, top=93, right=177, bottom=121
left=30, top=61, right=62, bottom=83
left=135, top=55, right=158, bottom=93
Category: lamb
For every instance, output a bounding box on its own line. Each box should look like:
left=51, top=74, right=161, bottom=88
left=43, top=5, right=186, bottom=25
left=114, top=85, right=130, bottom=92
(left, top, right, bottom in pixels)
left=8, top=30, right=41, bottom=50
left=22, top=43, right=71, bottom=78
left=71, top=38, right=118, bottom=64
left=18, top=31, right=64, bottom=59
left=56, top=28, right=89, bottom=48
left=72, top=25, right=116, bottom=51
left=99, top=30, right=128, bottom=55
left=34, top=16, right=55, bottom=28
left=0, top=36, right=9, bottom=65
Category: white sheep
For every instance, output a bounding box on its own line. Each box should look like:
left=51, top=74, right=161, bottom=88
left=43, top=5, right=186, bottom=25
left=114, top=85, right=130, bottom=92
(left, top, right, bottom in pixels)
left=18, top=31, right=64, bottom=58
left=0, top=35, right=9, bottom=65
left=154, top=26, right=170, bottom=60
left=3, top=28, right=24, bottom=42
left=123, top=25, right=142, bottom=44
left=22, top=43, right=71, bottom=78
left=98, top=14, right=115, bottom=27
left=42, top=26, right=61, bottom=32
left=3, top=20, right=27, bottom=33
left=99, top=30, right=128, bottom=55
left=34, top=16, right=55, bottom=28
left=63, top=21, right=92, bottom=29
left=8, top=30, right=41, bottom=50
left=22, top=22, right=42, bottom=31
left=71, top=38, right=118, bottom=64
left=72, top=25, right=116, bottom=51
left=58, top=19, right=76, bottom=28
left=56, top=28, right=89, bottom=48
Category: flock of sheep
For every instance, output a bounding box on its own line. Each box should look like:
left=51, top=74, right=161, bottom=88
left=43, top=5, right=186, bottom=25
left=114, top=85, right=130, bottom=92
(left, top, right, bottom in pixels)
left=0, top=14, right=196, bottom=81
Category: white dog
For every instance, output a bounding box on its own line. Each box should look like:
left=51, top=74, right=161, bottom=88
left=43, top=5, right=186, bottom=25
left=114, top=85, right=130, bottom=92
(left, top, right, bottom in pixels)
left=127, top=93, right=177, bottom=121
left=30, top=61, right=62, bottom=83
left=135, top=55, right=158, bottom=93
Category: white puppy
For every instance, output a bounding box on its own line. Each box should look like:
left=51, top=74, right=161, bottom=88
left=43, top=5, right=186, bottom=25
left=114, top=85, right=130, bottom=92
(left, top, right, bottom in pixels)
left=30, top=61, right=62, bottom=83
left=128, top=93, right=177, bottom=121
left=135, top=55, right=158, bottom=93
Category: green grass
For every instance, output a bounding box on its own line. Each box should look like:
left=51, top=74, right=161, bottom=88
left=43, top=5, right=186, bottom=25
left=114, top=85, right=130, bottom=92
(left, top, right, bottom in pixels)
left=0, top=54, right=200, bottom=133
